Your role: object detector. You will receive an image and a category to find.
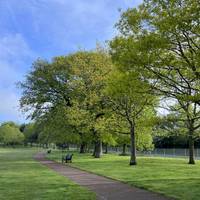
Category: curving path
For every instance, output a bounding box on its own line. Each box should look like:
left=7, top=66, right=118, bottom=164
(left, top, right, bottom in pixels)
left=35, top=153, right=171, bottom=200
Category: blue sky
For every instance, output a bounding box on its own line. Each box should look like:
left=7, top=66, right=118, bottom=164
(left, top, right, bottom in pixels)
left=0, top=0, right=142, bottom=124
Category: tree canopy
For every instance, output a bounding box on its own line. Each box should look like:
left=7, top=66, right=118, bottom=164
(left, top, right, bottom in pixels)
left=0, top=122, right=24, bottom=145
left=110, top=0, right=200, bottom=164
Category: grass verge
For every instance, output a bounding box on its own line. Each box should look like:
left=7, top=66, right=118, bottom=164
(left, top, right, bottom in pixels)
left=0, top=148, right=96, bottom=200
left=48, top=150, right=200, bottom=200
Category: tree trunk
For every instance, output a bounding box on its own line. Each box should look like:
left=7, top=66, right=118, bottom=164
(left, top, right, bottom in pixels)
left=80, top=142, right=87, bottom=153
left=104, top=144, right=108, bottom=154
left=93, top=139, right=102, bottom=158
left=92, top=145, right=96, bottom=156
left=188, top=135, right=195, bottom=164
left=122, top=144, right=126, bottom=155
left=130, top=124, right=137, bottom=165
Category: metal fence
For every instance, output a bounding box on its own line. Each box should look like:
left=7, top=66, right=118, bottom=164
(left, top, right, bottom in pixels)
left=104, top=147, right=200, bottom=159
left=59, top=144, right=200, bottom=159
left=140, top=148, right=200, bottom=158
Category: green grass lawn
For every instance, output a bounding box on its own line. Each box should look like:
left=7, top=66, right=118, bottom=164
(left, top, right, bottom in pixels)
left=0, top=148, right=96, bottom=200
left=48, top=150, right=200, bottom=200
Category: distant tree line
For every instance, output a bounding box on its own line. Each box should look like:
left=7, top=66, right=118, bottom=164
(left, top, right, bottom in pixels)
left=2, top=120, right=200, bottom=150
left=0, top=122, right=24, bottom=146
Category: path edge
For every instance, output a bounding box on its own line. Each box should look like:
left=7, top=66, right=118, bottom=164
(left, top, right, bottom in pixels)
left=36, top=152, right=174, bottom=200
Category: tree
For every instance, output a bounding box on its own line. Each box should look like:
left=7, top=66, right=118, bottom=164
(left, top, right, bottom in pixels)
left=23, top=123, right=39, bottom=146
left=117, top=134, right=130, bottom=155
left=154, top=106, right=200, bottom=149
left=67, top=102, right=93, bottom=153
left=67, top=50, right=114, bottom=158
left=94, top=113, right=118, bottom=154
left=20, top=49, right=114, bottom=157
left=99, top=110, right=154, bottom=155
left=35, top=105, right=80, bottom=147
left=1, top=121, right=20, bottom=129
left=110, top=0, right=200, bottom=164
left=19, top=56, right=78, bottom=148
left=105, top=71, right=156, bottom=165
left=19, top=123, right=26, bottom=133
left=0, top=122, right=24, bottom=145
left=19, top=57, right=72, bottom=120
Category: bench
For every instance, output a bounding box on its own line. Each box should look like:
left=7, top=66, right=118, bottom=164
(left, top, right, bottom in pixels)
left=62, top=153, right=73, bottom=163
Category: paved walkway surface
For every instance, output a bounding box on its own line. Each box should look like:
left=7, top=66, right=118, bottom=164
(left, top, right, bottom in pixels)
left=35, top=153, right=171, bottom=200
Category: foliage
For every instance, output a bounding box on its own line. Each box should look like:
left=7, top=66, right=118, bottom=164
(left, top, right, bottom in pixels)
left=23, top=123, right=38, bottom=145
left=0, top=122, right=24, bottom=145
left=35, top=106, right=80, bottom=145
left=105, top=69, right=156, bottom=164
left=19, top=50, right=116, bottom=152
left=110, top=0, right=200, bottom=164
left=19, top=57, right=72, bottom=119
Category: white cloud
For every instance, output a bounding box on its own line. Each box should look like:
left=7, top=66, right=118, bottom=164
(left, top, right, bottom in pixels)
left=0, top=33, right=35, bottom=89
left=0, top=33, right=36, bottom=123
left=0, top=88, right=23, bottom=121
left=0, top=0, right=142, bottom=55
left=0, top=0, right=143, bottom=123
left=0, top=33, right=34, bottom=61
